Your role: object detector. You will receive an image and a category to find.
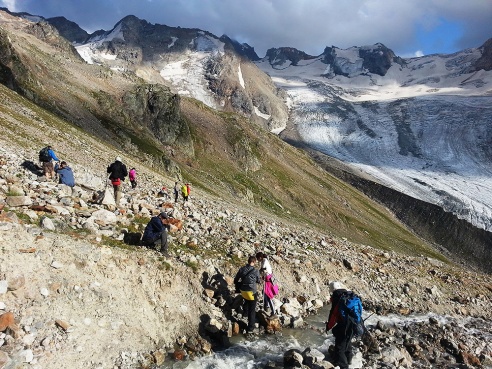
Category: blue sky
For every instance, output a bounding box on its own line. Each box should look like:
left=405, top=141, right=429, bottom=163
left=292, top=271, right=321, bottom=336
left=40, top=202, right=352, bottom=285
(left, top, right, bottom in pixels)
left=1, top=0, right=491, bottom=58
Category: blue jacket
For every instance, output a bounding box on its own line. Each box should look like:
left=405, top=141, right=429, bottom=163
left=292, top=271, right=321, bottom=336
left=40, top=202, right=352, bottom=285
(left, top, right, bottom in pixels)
left=48, top=149, right=59, bottom=162
left=54, top=164, right=75, bottom=187
left=142, top=216, right=167, bottom=242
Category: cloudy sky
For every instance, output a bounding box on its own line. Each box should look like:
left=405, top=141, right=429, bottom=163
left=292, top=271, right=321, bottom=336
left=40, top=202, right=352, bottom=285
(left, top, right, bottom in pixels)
left=1, top=0, right=491, bottom=58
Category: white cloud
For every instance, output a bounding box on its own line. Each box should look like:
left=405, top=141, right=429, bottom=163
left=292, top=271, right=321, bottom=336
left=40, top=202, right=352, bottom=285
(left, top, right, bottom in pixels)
left=1, top=0, right=491, bottom=57
left=2, top=0, right=18, bottom=11
left=414, top=50, right=424, bottom=57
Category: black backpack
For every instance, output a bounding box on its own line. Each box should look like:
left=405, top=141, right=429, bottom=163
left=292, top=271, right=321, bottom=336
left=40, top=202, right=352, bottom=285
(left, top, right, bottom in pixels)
left=337, top=291, right=365, bottom=336
left=39, top=147, right=51, bottom=162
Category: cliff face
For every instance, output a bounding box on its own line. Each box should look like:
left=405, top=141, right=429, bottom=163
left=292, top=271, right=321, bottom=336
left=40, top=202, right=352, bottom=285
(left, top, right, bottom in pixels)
left=321, top=162, right=492, bottom=273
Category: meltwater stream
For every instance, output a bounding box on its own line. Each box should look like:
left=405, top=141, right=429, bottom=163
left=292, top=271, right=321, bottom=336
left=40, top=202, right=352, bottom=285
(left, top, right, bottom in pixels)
left=163, top=306, right=365, bottom=369
left=162, top=308, right=492, bottom=369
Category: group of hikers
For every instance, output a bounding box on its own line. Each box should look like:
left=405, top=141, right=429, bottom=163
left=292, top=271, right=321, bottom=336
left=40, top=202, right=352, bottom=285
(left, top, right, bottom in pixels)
left=234, top=253, right=363, bottom=369
left=38, top=146, right=361, bottom=369
left=39, top=146, right=191, bottom=207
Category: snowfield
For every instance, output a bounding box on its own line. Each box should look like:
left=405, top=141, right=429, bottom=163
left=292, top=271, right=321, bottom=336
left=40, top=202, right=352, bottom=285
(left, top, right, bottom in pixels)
left=257, top=48, right=492, bottom=231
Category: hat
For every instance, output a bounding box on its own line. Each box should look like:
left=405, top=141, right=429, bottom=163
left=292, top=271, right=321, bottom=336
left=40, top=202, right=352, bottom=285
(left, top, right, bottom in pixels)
left=159, top=211, right=168, bottom=218
left=115, top=156, right=122, bottom=162
left=329, top=281, right=346, bottom=293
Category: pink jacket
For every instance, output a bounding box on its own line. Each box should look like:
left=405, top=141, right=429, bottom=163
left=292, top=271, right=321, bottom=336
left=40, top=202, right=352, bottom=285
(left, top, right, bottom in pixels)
left=129, top=169, right=136, bottom=181
left=264, top=274, right=279, bottom=299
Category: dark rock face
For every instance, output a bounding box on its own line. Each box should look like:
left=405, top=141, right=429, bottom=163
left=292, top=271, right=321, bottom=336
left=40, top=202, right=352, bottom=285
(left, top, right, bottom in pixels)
left=122, top=84, right=194, bottom=155
left=265, top=47, right=316, bottom=67
left=220, top=35, right=260, bottom=61
left=321, top=46, right=349, bottom=76
left=472, top=38, right=492, bottom=71
left=321, top=43, right=404, bottom=77
left=324, top=166, right=492, bottom=273
left=359, top=43, right=404, bottom=76
left=46, top=16, right=89, bottom=44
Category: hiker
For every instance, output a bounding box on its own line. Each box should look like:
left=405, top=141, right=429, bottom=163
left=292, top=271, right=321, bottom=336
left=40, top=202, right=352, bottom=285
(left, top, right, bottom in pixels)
left=129, top=168, right=137, bottom=189
left=39, top=145, right=59, bottom=180
left=186, top=183, right=191, bottom=199
left=256, top=252, right=277, bottom=316
left=234, top=255, right=261, bottom=336
left=173, top=182, right=179, bottom=203
left=107, top=157, right=128, bottom=206
left=326, top=281, right=362, bottom=369
left=54, top=161, right=75, bottom=187
left=157, top=186, right=168, bottom=198
left=181, top=183, right=188, bottom=202
left=141, top=211, right=170, bottom=256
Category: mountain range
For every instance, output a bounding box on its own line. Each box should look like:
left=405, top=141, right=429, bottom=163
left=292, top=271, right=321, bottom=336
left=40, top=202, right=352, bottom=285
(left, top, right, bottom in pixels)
left=0, top=9, right=491, bottom=271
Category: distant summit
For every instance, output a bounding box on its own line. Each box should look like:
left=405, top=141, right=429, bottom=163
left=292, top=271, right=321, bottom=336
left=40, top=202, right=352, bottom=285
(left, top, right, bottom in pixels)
left=46, top=16, right=89, bottom=44
left=265, top=47, right=316, bottom=67
left=219, top=35, right=259, bottom=61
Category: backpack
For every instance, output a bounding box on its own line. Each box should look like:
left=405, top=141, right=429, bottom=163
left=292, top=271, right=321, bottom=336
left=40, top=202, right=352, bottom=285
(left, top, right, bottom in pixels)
left=39, top=147, right=51, bottom=162
left=337, top=291, right=365, bottom=336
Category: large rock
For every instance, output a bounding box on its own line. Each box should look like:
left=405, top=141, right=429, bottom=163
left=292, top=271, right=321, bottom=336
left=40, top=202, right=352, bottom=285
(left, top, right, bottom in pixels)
left=6, top=196, right=32, bottom=207
left=88, top=209, right=118, bottom=225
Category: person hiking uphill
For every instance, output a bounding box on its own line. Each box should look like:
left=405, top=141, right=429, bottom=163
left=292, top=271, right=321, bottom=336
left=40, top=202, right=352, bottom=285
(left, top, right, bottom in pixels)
left=129, top=168, right=137, bottom=189
left=326, top=281, right=363, bottom=369
left=39, top=145, right=59, bottom=180
left=234, top=256, right=261, bottom=337
left=181, top=183, right=188, bottom=202
left=173, top=182, right=179, bottom=203
left=107, top=157, right=128, bottom=206
left=256, top=252, right=278, bottom=316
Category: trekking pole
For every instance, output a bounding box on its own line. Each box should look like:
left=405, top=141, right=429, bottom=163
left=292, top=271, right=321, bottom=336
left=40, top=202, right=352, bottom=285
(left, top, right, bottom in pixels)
left=363, top=312, right=375, bottom=322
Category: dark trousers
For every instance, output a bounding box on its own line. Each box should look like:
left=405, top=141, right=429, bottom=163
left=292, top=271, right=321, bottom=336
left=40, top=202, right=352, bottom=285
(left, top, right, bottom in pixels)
left=243, top=296, right=257, bottom=332
left=143, top=231, right=168, bottom=254
left=264, top=293, right=275, bottom=314
left=333, top=331, right=353, bottom=369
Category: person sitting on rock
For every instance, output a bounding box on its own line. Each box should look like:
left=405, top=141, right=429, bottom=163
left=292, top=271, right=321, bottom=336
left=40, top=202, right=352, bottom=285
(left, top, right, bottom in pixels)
left=141, top=211, right=170, bottom=257
left=54, top=161, right=75, bottom=187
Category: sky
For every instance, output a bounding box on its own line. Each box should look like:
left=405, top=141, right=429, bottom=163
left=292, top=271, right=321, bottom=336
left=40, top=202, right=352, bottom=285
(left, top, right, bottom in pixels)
left=1, top=0, right=491, bottom=58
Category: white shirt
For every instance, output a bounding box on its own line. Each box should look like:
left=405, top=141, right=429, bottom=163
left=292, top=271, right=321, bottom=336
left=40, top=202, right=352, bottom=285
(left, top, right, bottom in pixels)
left=260, top=258, right=273, bottom=275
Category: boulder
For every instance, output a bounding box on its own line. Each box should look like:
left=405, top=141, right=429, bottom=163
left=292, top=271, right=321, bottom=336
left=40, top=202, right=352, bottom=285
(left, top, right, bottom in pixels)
left=6, top=196, right=32, bottom=207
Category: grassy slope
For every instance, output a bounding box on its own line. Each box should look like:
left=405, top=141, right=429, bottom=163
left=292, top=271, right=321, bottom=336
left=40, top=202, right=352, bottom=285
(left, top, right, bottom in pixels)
left=0, top=14, right=445, bottom=262
left=176, top=98, right=444, bottom=260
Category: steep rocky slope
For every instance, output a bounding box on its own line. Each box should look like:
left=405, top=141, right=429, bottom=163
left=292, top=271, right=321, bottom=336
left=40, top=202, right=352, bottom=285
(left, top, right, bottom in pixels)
left=0, top=90, right=491, bottom=368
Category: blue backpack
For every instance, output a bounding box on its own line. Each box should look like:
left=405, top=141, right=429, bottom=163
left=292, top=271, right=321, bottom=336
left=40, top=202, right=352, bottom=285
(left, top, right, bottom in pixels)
left=338, top=291, right=365, bottom=336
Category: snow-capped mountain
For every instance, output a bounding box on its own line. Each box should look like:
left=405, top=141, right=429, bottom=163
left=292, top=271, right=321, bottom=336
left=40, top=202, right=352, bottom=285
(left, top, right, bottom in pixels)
left=42, top=12, right=492, bottom=233
left=256, top=41, right=492, bottom=231
left=73, top=15, right=287, bottom=132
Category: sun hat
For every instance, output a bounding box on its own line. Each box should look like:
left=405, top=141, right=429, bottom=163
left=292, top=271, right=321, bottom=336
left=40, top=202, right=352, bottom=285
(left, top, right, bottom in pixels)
left=329, top=281, right=346, bottom=293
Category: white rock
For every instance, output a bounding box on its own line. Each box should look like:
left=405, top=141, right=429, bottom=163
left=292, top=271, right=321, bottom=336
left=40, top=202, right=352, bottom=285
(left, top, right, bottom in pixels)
left=0, top=301, right=6, bottom=309
left=40, top=288, right=49, bottom=297
left=89, top=209, right=118, bottom=225
left=19, top=349, right=34, bottom=363
left=51, top=260, right=64, bottom=269
left=22, top=333, right=36, bottom=346
left=41, top=217, right=56, bottom=231
left=0, top=281, right=7, bottom=294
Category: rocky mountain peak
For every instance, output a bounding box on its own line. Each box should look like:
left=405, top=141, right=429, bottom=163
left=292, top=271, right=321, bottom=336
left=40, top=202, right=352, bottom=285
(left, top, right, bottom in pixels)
left=321, top=43, right=403, bottom=77
left=473, top=37, right=492, bottom=71
left=46, top=16, right=89, bottom=44
left=265, top=47, right=316, bottom=67
left=219, top=35, right=260, bottom=61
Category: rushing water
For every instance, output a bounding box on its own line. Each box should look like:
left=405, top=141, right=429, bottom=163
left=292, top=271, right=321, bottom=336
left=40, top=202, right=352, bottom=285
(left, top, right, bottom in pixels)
left=162, top=308, right=492, bottom=369
left=163, top=306, right=365, bottom=369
